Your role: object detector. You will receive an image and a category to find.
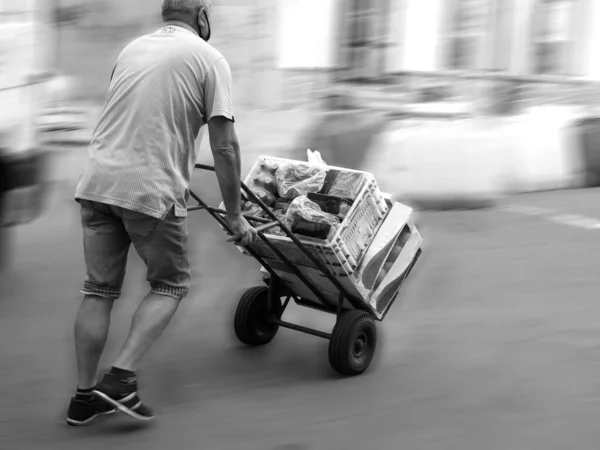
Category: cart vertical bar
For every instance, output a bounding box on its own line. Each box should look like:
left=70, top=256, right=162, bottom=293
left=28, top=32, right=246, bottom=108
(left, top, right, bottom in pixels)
left=280, top=295, right=291, bottom=318
left=336, top=293, right=345, bottom=317
left=267, top=276, right=278, bottom=316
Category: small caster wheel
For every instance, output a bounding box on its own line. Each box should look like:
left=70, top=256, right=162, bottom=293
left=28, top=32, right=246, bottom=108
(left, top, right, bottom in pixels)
left=234, top=286, right=281, bottom=346
left=328, top=310, right=377, bottom=376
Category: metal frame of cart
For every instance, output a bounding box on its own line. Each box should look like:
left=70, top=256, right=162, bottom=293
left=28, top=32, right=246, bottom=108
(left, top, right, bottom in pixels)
left=191, top=163, right=419, bottom=376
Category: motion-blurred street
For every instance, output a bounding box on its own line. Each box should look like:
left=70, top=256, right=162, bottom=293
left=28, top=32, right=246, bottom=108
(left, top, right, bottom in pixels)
left=3, top=1, right=600, bottom=448
left=1, top=158, right=599, bottom=449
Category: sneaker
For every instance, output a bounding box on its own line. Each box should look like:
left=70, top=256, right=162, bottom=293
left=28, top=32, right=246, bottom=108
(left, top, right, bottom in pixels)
left=66, top=396, right=117, bottom=426
left=92, top=373, right=155, bottom=421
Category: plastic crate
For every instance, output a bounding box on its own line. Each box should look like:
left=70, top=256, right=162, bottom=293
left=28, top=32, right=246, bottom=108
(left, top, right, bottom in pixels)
left=244, top=156, right=389, bottom=276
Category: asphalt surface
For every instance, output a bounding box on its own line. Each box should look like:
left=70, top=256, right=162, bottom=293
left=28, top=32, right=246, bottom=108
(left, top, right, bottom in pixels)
left=1, top=172, right=599, bottom=449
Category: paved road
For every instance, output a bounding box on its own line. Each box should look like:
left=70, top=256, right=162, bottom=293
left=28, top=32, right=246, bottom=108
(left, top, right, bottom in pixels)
left=1, top=176, right=599, bottom=449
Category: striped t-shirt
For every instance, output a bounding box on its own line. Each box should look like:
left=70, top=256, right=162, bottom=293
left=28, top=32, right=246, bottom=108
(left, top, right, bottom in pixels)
left=75, top=24, right=234, bottom=219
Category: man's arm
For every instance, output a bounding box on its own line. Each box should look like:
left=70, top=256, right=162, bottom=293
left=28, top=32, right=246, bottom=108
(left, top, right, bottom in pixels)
left=208, top=117, right=242, bottom=221
left=204, top=57, right=256, bottom=245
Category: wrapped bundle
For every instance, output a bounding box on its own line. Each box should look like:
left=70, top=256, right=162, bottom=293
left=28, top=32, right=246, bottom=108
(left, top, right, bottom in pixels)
left=275, top=164, right=327, bottom=200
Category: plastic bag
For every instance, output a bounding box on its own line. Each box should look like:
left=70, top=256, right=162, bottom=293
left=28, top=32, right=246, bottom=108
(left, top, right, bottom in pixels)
left=307, top=148, right=327, bottom=166
left=285, top=196, right=340, bottom=229
left=275, top=163, right=327, bottom=200
left=285, top=196, right=341, bottom=241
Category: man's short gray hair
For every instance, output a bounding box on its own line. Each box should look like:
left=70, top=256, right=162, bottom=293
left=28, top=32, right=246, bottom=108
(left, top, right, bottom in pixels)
left=162, top=0, right=212, bottom=20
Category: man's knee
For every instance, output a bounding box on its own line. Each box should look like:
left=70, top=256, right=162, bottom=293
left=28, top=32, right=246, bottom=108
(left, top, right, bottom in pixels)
left=78, top=294, right=117, bottom=316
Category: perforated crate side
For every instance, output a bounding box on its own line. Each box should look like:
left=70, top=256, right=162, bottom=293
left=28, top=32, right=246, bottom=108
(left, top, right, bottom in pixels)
left=337, top=182, right=388, bottom=261
left=316, top=244, right=351, bottom=277
left=326, top=241, right=355, bottom=275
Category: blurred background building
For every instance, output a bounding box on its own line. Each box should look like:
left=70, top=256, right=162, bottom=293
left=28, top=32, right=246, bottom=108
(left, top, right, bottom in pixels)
left=338, top=0, right=595, bottom=77
left=4, top=0, right=600, bottom=114
left=3, top=0, right=600, bottom=199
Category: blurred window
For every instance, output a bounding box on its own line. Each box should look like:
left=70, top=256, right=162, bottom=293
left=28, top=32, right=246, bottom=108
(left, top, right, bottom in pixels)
left=445, top=0, right=490, bottom=69
left=348, top=2, right=372, bottom=46
left=534, top=0, right=576, bottom=75
left=340, top=0, right=388, bottom=79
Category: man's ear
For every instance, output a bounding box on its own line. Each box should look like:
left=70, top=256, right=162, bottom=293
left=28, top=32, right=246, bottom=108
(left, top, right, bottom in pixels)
left=197, top=8, right=207, bottom=29
left=197, top=8, right=211, bottom=41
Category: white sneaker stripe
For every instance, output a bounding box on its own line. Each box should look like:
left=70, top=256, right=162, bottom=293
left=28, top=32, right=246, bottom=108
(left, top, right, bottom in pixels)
left=120, top=392, right=138, bottom=403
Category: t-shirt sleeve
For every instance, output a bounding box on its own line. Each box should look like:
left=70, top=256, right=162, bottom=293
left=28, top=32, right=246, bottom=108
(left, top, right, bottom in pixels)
left=203, top=57, right=235, bottom=122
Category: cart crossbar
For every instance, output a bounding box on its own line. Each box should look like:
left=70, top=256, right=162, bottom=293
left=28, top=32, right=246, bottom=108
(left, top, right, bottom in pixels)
left=255, top=221, right=281, bottom=233
left=267, top=318, right=332, bottom=340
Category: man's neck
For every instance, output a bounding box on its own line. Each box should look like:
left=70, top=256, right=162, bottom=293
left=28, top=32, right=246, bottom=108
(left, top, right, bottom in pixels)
left=164, top=19, right=198, bottom=36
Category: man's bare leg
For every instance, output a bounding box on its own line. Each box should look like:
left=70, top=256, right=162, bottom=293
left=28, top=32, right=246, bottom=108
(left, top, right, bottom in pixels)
left=113, top=292, right=180, bottom=371
left=92, top=292, right=180, bottom=421
left=74, top=295, right=115, bottom=389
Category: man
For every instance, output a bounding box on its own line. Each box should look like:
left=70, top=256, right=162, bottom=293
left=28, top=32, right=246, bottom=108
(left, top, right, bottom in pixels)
left=66, top=0, right=257, bottom=426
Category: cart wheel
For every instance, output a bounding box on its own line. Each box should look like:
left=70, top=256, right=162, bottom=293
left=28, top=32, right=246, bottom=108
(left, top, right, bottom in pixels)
left=328, top=311, right=377, bottom=376
left=234, top=286, right=280, bottom=346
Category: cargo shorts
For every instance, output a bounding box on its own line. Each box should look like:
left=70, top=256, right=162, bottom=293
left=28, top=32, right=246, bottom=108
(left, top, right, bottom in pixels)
left=78, top=200, right=190, bottom=301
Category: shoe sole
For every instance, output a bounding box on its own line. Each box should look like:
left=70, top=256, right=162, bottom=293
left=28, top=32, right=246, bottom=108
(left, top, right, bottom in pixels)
left=66, top=409, right=116, bottom=427
left=92, top=390, right=155, bottom=421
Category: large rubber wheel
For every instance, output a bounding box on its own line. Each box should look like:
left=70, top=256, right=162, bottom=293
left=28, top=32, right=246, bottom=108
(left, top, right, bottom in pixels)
left=328, top=310, right=377, bottom=376
left=234, top=286, right=280, bottom=346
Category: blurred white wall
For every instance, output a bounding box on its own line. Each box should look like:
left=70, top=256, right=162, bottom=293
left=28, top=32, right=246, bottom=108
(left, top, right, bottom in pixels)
left=276, top=0, right=339, bottom=69
left=402, top=0, right=445, bottom=71
left=509, top=0, right=536, bottom=74
left=584, top=0, right=600, bottom=79
left=384, top=0, right=408, bottom=72
left=0, top=0, right=48, bottom=152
